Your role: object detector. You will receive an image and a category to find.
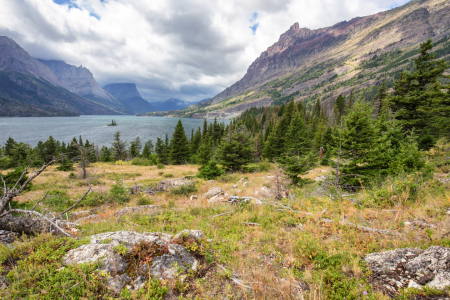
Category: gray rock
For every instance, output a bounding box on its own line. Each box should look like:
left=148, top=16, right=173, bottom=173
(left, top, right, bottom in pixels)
left=114, top=205, right=158, bottom=217
left=205, top=187, right=224, bottom=199
left=107, top=273, right=132, bottom=293
left=364, top=246, right=450, bottom=291
left=190, top=195, right=198, bottom=201
left=157, top=178, right=189, bottom=191
left=63, top=230, right=203, bottom=294
left=0, top=230, right=19, bottom=244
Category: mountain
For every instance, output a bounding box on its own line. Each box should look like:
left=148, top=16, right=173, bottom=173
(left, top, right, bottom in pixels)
left=152, top=98, right=195, bottom=111
left=103, top=83, right=156, bottom=114
left=155, top=0, right=450, bottom=119
left=0, top=36, right=120, bottom=116
left=37, top=59, right=131, bottom=114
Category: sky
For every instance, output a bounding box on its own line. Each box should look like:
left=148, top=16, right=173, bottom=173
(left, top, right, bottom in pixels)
left=0, top=0, right=410, bottom=102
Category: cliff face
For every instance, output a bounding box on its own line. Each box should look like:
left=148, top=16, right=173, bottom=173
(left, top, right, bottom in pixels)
left=0, top=36, right=61, bottom=86
left=207, top=0, right=450, bottom=111
left=103, top=83, right=156, bottom=114
left=37, top=59, right=115, bottom=102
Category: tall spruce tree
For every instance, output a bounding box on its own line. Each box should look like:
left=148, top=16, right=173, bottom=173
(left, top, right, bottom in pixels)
left=170, top=120, right=190, bottom=164
left=217, top=126, right=255, bottom=171
left=111, top=131, right=128, bottom=161
left=197, top=133, right=213, bottom=166
left=141, top=140, right=154, bottom=158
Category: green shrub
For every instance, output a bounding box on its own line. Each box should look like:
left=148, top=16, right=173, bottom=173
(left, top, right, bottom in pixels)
left=197, top=161, right=225, bottom=180
left=68, top=172, right=76, bottom=178
left=81, top=191, right=107, bottom=207
left=131, top=157, right=152, bottom=166
left=108, top=180, right=130, bottom=204
left=157, top=163, right=165, bottom=169
left=43, top=189, right=72, bottom=212
left=164, top=173, right=174, bottom=178
left=136, top=278, right=168, bottom=300
left=256, top=158, right=273, bottom=172
left=137, top=197, right=154, bottom=206
left=158, top=171, right=164, bottom=176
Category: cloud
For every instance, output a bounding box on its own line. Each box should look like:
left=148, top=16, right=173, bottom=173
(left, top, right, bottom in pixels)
left=0, top=0, right=410, bottom=102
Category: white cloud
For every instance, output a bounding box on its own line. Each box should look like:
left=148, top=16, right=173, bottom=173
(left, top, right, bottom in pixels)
left=0, top=0, right=410, bottom=102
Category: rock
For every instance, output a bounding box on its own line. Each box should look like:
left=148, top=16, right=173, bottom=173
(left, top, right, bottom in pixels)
left=69, top=210, right=92, bottom=219
left=63, top=230, right=203, bottom=294
left=132, top=275, right=147, bottom=290
left=157, top=178, right=189, bottom=191
left=238, top=178, right=246, bottom=183
left=232, top=185, right=238, bottom=188
left=205, top=187, right=224, bottom=199
left=0, top=230, right=19, bottom=244
left=107, top=273, right=132, bottom=293
left=190, top=195, right=198, bottom=201
left=114, top=205, right=158, bottom=217
left=254, top=186, right=274, bottom=198
left=129, top=185, right=142, bottom=195
left=243, top=182, right=249, bottom=187
left=313, top=175, right=328, bottom=182
left=404, top=219, right=436, bottom=229
left=208, top=194, right=226, bottom=204
left=207, top=180, right=215, bottom=183
left=151, top=244, right=197, bottom=279
left=364, top=246, right=450, bottom=291
left=0, top=276, right=10, bottom=289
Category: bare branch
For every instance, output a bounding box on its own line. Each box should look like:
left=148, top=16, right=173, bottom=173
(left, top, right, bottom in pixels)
left=30, top=182, right=57, bottom=212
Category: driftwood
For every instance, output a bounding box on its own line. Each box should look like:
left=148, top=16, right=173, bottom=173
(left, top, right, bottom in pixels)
left=0, top=158, right=94, bottom=237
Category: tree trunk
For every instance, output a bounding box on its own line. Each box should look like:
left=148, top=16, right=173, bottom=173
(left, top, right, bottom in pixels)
left=0, top=215, right=58, bottom=236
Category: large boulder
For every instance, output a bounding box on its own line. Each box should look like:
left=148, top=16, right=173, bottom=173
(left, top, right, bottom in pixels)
left=205, top=187, right=224, bottom=199
left=364, top=246, right=450, bottom=294
left=63, top=230, right=204, bottom=294
left=157, top=178, right=189, bottom=191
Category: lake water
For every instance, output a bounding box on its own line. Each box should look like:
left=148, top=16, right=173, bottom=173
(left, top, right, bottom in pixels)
left=0, top=115, right=229, bottom=147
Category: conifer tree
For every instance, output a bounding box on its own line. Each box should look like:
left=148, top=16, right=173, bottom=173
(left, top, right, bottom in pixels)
left=340, top=100, right=375, bottom=186
left=169, top=119, right=190, bottom=164
left=197, top=133, right=213, bottom=166
left=112, top=131, right=128, bottom=161
left=190, top=128, right=202, bottom=157
left=346, top=89, right=356, bottom=110
left=4, top=137, right=16, bottom=156
left=373, top=82, right=388, bottom=118
left=217, top=126, right=255, bottom=171
left=100, top=146, right=113, bottom=162
left=333, top=94, right=346, bottom=123
left=67, top=137, right=79, bottom=160
left=390, top=39, right=447, bottom=137
left=141, top=140, right=154, bottom=158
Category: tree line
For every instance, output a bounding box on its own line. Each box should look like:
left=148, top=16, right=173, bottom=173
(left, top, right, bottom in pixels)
left=1, top=40, right=449, bottom=187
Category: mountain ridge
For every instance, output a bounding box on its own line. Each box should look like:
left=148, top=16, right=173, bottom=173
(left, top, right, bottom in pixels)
left=103, top=83, right=156, bottom=114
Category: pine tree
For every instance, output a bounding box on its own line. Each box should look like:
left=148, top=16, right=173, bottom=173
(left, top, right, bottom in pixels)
left=100, top=146, right=113, bottom=162
left=142, top=140, right=154, bottom=158
left=333, top=94, right=346, bottom=123
left=111, top=131, right=128, bottom=161
left=4, top=137, right=16, bottom=156
left=197, top=133, right=213, bottom=166
left=155, top=137, right=168, bottom=164
left=373, top=82, right=388, bottom=118
left=390, top=40, right=447, bottom=137
left=83, top=140, right=97, bottom=162
left=340, top=100, right=375, bottom=186
left=190, top=128, right=202, bottom=157
left=217, top=126, right=255, bottom=171
left=170, top=119, right=190, bottom=165
left=346, top=89, right=356, bottom=110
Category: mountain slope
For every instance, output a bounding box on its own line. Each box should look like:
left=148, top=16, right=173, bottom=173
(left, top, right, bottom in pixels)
left=0, top=70, right=118, bottom=116
left=0, top=36, right=121, bottom=116
left=160, top=0, right=450, bottom=119
left=103, top=83, right=156, bottom=114
left=152, top=98, right=195, bottom=111
left=37, top=59, right=133, bottom=114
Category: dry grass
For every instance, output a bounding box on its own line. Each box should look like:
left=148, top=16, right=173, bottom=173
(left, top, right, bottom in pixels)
left=6, top=150, right=450, bottom=299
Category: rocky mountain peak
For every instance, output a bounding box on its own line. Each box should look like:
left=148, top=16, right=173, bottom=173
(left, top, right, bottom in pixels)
left=103, top=83, right=141, bottom=100
left=0, top=36, right=61, bottom=86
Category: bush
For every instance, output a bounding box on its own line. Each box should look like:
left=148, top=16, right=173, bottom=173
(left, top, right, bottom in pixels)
left=164, top=173, right=174, bottom=178
left=158, top=171, right=164, bottom=176
left=256, top=158, right=273, bottom=172
left=157, top=163, right=165, bottom=169
left=197, top=161, right=224, bottom=180
left=131, top=157, right=152, bottom=166
left=43, top=189, right=72, bottom=212
left=137, top=197, right=154, bottom=206
left=81, top=192, right=108, bottom=207
left=108, top=180, right=130, bottom=204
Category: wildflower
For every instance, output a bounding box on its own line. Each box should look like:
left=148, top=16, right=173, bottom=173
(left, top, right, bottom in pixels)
left=363, top=291, right=367, bottom=295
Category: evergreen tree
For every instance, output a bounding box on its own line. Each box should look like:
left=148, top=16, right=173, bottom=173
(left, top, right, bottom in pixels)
left=169, top=119, right=190, bottom=165
left=4, top=137, right=16, bottom=156
left=67, top=137, right=79, bottom=160
left=390, top=40, right=447, bottom=138
left=155, top=137, right=168, bottom=164
left=217, top=126, right=255, bottom=171
left=78, top=135, right=84, bottom=147
left=333, top=94, right=346, bottom=123
left=197, top=133, right=213, bottom=166
left=346, top=89, right=356, bottom=110
left=84, top=140, right=97, bottom=162
left=373, top=82, right=388, bottom=118
left=340, top=100, right=375, bottom=186
left=100, top=146, right=113, bottom=162
left=111, top=131, right=128, bottom=161
left=190, top=128, right=202, bottom=157
left=141, top=140, right=154, bottom=158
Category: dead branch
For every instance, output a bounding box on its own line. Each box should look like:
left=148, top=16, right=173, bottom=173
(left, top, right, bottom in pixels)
left=209, top=212, right=231, bottom=219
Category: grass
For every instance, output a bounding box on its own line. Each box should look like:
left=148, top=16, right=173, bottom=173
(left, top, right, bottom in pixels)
left=1, top=146, right=450, bottom=299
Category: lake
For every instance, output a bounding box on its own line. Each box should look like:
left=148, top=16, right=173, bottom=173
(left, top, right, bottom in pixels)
left=0, top=115, right=229, bottom=147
